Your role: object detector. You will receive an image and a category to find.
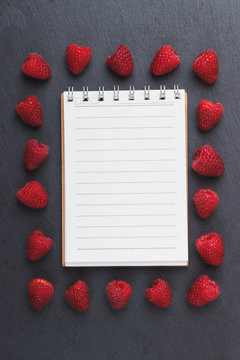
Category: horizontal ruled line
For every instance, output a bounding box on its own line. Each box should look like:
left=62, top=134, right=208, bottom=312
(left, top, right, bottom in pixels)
left=77, top=225, right=176, bottom=228
left=76, top=214, right=176, bottom=217
left=75, top=126, right=174, bottom=130
left=77, top=203, right=176, bottom=206
left=76, top=192, right=175, bottom=195
left=76, top=247, right=176, bottom=250
left=76, top=170, right=176, bottom=174
left=76, top=181, right=176, bottom=184
left=76, top=115, right=174, bottom=119
left=76, top=149, right=176, bottom=152
left=75, top=103, right=174, bottom=108
left=76, top=236, right=176, bottom=239
left=75, top=137, right=176, bottom=141
left=76, top=159, right=176, bottom=163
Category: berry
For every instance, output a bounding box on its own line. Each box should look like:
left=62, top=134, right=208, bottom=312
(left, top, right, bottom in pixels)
left=17, top=181, right=48, bottom=209
left=29, top=278, right=54, bottom=310
left=24, top=139, right=49, bottom=171
left=15, top=95, right=42, bottom=127
left=196, top=232, right=224, bottom=266
left=198, top=100, right=224, bottom=131
left=26, top=230, right=53, bottom=261
left=192, top=145, right=224, bottom=176
left=21, top=53, right=51, bottom=79
left=192, top=50, right=218, bottom=84
left=193, top=189, right=219, bottom=219
left=187, top=275, right=220, bottom=306
left=64, top=281, right=90, bottom=312
left=106, top=280, right=132, bottom=309
left=145, top=279, right=171, bottom=308
left=66, top=43, right=92, bottom=75
left=151, top=45, right=180, bottom=75
left=107, top=44, right=133, bottom=76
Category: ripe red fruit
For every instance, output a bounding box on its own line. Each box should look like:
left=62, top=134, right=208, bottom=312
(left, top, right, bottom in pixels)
left=26, top=230, right=53, bottom=261
left=64, top=280, right=90, bottom=312
left=191, top=145, right=224, bottom=176
left=17, top=181, right=48, bottom=209
left=187, top=275, right=220, bottom=306
left=21, top=53, right=51, bottom=79
left=15, top=95, right=42, bottom=127
left=29, top=278, right=54, bottom=310
left=192, top=50, right=218, bottom=84
left=107, top=44, right=133, bottom=76
left=196, top=232, right=224, bottom=266
left=151, top=45, right=180, bottom=75
left=24, top=139, right=49, bottom=171
left=198, top=100, right=224, bottom=131
left=145, top=279, right=172, bottom=308
left=66, top=43, right=92, bottom=75
left=193, top=189, right=219, bottom=218
left=106, top=280, right=132, bottom=309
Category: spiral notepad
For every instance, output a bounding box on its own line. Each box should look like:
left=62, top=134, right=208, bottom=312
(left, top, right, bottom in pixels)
left=61, top=86, right=188, bottom=266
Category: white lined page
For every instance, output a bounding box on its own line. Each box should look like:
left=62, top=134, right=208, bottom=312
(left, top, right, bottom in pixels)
left=63, top=89, right=188, bottom=266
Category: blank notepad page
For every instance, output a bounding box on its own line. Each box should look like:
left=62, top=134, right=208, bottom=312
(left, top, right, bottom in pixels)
left=62, top=88, right=188, bottom=266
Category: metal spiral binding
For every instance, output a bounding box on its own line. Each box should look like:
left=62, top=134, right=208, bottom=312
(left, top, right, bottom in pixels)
left=144, top=85, right=150, bottom=100
left=113, top=85, right=119, bottom=101
left=129, top=86, right=135, bottom=100
left=67, top=86, right=74, bottom=101
left=66, top=85, right=181, bottom=102
left=83, top=86, right=89, bottom=101
left=159, top=85, right=166, bottom=100
left=98, top=86, right=104, bottom=101
left=174, top=84, right=181, bottom=99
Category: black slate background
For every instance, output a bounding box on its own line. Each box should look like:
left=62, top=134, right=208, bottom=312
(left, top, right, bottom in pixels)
left=0, top=0, right=240, bottom=359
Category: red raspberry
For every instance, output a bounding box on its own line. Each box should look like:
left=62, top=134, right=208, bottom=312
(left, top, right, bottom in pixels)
left=192, top=145, right=225, bottom=176
left=145, top=279, right=171, bottom=308
left=66, top=44, right=92, bottom=75
left=106, top=280, right=132, bottom=309
left=187, top=275, right=220, bottom=306
left=65, top=281, right=90, bottom=312
left=26, top=230, right=53, bottom=261
left=192, top=50, right=218, bottom=84
left=29, top=278, right=54, bottom=310
left=193, top=189, right=219, bottom=218
left=17, top=181, right=48, bottom=209
left=151, top=45, right=180, bottom=75
left=24, top=139, right=49, bottom=171
left=196, top=232, right=224, bottom=266
left=198, top=100, right=224, bottom=131
left=15, top=95, right=42, bottom=127
left=107, top=44, right=133, bottom=76
left=22, top=53, right=51, bottom=79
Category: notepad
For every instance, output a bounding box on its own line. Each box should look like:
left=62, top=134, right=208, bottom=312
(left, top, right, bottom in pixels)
left=61, top=86, right=188, bottom=266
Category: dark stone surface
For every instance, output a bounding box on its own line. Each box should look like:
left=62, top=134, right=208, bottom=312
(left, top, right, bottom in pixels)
left=0, top=0, right=240, bottom=359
